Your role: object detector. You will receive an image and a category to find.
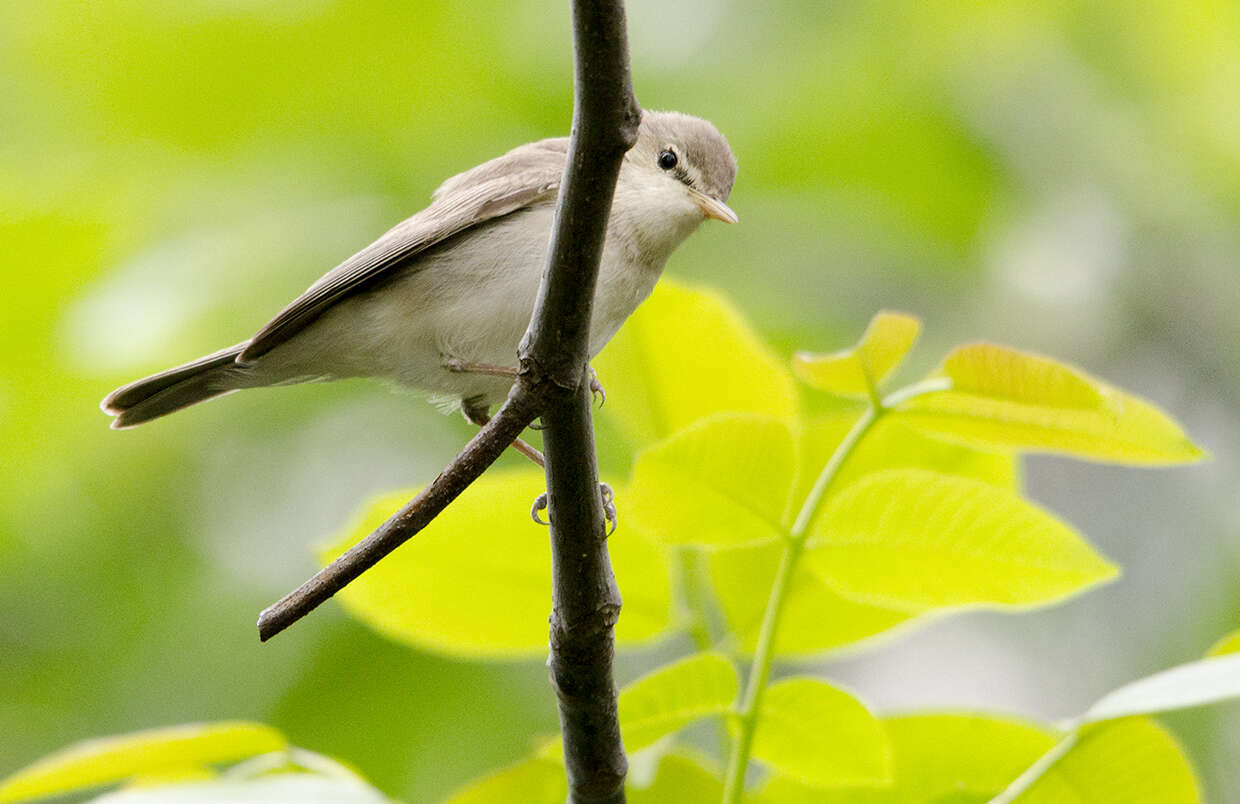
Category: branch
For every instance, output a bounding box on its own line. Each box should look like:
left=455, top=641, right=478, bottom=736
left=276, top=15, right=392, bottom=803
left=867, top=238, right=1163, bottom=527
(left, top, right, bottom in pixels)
left=519, top=1, right=639, bottom=799
left=259, top=3, right=639, bottom=797
left=256, top=387, right=541, bottom=641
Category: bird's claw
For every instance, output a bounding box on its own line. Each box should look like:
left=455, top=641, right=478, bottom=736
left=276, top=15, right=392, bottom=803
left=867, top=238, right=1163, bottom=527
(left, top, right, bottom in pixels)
left=600, top=482, right=617, bottom=535
left=529, top=483, right=617, bottom=535
left=588, top=367, right=606, bottom=407
left=531, top=493, right=549, bottom=526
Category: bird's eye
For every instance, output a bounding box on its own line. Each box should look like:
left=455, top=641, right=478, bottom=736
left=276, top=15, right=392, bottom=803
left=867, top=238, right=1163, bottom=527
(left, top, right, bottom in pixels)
left=657, top=149, right=678, bottom=170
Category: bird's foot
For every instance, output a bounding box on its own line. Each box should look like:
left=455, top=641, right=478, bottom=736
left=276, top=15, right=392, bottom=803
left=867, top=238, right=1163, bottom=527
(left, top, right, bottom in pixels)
left=530, top=482, right=617, bottom=535
left=530, top=493, right=549, bottom=526
left=588, top=366, right=606, bottom=406
left=600, top=482, right=617, bottom=534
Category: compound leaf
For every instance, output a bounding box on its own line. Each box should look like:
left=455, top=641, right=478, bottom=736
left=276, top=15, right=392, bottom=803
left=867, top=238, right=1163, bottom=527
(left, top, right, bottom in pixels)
left=752, top=678, right=889, bottom=788
left=628, top=415, right=797, bottom=549
left=793, top=312, right=921, bottom=398
left=895, top=344, right=1204, bottom=465
left=805, top=469, right=1117, bottom=611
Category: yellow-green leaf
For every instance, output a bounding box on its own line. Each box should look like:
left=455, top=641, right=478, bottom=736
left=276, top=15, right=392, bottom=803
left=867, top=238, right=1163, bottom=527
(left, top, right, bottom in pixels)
left=795, top=414, right=1018, bottom=505
left=941, top=343, right=1106, bottom=407
left=708, top=541, right=911, bottom=657
left=793, top=311, right=921, bottom=398
left=805, top=469, right=1118, bottom=611
left=594, top=280, right=799, bottom=452
left=85, top=776, right=390, bottom=803
left=895, top=343, right=1205, bottom=465
left=322, top=470, right=672, bottom=658
left=627, top=415, right=797, bottom=548
left=1206, top=628, right=1240, bottom=657
left=1005, top=718, right=1199, bottom=804
left=0, top=723, right=286, bottom=803
left=756, top=712, right=1057, bottom=803
left=440, top=758, right=565, bottom=804
left=879, top=713, right=1057, bottom=800
left=628, top=752, right=722, bottom=804
left=618, top=653, right=739, bottom=752
left=752, top=678, right=889, bottom=788
left=125, top=766, right=217, bottom=788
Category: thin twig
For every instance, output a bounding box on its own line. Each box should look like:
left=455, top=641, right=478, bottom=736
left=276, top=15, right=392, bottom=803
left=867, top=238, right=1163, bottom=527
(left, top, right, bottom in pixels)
left=722, top=379, right=955, bottom=800
left=256, top=387, right=541, bottom=641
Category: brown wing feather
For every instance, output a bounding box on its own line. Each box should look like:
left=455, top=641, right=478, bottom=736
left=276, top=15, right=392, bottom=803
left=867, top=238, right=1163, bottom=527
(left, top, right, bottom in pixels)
left=239, top=137, right=567, bottom=362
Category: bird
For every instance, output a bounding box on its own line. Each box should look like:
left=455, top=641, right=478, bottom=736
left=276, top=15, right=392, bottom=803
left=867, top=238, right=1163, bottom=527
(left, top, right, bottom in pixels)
left=101, top=110, right=738, bottom=444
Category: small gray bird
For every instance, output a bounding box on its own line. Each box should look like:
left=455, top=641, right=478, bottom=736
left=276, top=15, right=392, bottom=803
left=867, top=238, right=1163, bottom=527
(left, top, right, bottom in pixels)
left=101, top=111, right=737, bottom=433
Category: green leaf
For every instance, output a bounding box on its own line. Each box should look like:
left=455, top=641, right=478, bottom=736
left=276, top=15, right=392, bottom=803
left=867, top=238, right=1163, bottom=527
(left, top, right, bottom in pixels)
left=708, top=541, right=911, bottom=657
left=0, top=723, right=286, bottom=803
left=795, top=414, right=1019, bottom=505
left=1077, top=654, right=1240, bottom=725
left=627, top=752, right=722, bottom=804
left=756, top=712, right=1057, bottom=803
left=752, top=678, right=890, bottom=788
left=594, top=279, right=800, bottom=452
left=85, top=776, right=390, bottom=803
left=440, top=758, right=565, bottom=804
left=1004, top=718, right=1199, bottom=803
left=627, top=414, right=798, bottom=549
left=321, top=470, right=672, bottom=658
left=804, top=469, right=1117, bottom=611
left=895, top=343, right=1206, bottom=465
left=1206, top=628, right=1240, bottom=657
left=793, top=311, right=922, bottom=398
left=880, top=713, right=1058, bottom=800
left=125, top=767, right=217, bottom=788
left=618, top=653, right=739, bottom=752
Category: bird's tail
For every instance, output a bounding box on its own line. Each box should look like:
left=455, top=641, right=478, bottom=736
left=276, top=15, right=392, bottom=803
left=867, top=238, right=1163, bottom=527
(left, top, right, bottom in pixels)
left=101, top=342, right=251, bottom=429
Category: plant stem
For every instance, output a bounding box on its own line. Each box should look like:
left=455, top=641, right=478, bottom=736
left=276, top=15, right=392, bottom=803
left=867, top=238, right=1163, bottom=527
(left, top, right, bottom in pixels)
left=719, top=378, right=947, bottom=801
left=721, top=536, right=806, bottom=803
left=721, top=405, right=883, bottom=802
left=986, top=733, right=1077, bottom=804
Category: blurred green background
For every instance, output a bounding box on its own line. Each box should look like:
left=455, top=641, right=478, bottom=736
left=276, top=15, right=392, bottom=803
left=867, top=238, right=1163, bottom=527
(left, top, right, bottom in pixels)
left=2, top=0, right=1238, bottom=800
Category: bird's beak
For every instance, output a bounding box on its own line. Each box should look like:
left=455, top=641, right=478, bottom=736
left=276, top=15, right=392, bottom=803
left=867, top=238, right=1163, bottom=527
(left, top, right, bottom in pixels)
left=690, top=189, right=738, bottom=224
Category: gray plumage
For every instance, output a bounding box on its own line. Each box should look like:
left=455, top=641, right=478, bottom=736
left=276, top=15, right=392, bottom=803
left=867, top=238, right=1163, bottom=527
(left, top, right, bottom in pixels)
left=102, top=110, right=737, bottom=429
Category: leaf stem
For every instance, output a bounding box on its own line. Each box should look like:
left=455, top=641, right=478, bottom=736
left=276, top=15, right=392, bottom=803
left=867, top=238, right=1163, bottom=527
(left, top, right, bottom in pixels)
left=880, top=376, right=952, bottom=409
left=721, top=404, right=884, bottom=802
left=986, top=733, right=1077, bottom=804
left=789, top=406, right=881, bottom=538
left=720, top=377, right=952, bottom=802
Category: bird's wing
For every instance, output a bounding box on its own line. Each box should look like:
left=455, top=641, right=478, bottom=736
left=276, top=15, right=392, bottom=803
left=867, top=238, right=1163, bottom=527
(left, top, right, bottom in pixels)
left=239, top=137, right=568, bottom=362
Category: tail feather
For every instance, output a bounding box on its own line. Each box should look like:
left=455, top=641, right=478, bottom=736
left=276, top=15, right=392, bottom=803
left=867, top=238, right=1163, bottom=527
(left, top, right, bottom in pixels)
left=102, top=342, right=250, bottom=429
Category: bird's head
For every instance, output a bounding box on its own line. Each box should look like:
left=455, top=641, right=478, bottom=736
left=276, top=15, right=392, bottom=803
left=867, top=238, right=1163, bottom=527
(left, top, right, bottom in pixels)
left=622, top=110, right=738, bottom=229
